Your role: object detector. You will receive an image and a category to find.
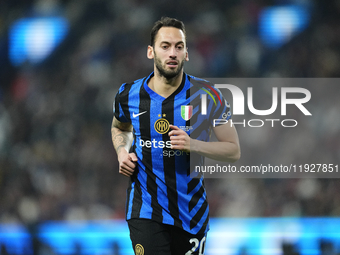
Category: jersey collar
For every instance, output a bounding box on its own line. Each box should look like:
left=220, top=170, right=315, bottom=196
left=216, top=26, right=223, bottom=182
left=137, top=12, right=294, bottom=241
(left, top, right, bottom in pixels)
left=143, top=72, right=188, bottom=101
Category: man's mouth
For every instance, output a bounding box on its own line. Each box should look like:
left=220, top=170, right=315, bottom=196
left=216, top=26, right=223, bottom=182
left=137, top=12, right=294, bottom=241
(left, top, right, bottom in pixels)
left=166, top=60, right=178, bottom=67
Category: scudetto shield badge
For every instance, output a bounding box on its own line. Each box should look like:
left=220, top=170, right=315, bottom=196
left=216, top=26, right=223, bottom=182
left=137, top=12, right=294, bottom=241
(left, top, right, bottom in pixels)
left=181, top=105, right=193, bottom=121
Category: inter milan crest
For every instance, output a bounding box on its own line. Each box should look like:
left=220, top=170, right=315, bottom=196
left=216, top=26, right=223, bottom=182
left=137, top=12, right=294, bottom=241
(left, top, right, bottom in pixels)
left=154, top=118, right=170, bottom=134
left=135, top=244, right=144, bottom=255
left=181, top=105, right=193, bottom=121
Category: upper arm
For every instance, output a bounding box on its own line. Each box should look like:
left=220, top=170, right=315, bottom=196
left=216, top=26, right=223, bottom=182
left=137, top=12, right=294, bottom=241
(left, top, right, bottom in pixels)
left=213, top=122, right=240, bottom=147
left=112, top=116, right=133, bottom=132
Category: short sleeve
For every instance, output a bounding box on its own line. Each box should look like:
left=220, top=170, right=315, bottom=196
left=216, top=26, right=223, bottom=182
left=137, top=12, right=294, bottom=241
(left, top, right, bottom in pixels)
left=210, top=87, right=232, bottom=126
left=113, top=88, right=129, bottom=122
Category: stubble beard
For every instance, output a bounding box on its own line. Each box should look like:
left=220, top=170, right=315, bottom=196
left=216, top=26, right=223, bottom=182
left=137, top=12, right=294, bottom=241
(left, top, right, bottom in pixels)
left=154, top=53, right=185, bottom=80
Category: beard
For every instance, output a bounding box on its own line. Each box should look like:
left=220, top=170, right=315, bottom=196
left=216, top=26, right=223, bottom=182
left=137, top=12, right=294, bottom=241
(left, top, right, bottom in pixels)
left=154, top=53, right=185, bottom=80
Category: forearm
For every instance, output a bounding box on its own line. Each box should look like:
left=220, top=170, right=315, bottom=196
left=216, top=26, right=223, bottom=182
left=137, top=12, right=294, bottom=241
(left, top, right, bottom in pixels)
left=111, top=120, right=134, bottom=160
left=190, top=139, right=240, bottom=162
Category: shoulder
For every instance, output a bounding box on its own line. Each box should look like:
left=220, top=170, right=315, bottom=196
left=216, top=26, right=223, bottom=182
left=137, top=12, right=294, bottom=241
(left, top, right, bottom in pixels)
left=186, top=74, right=213, bottom=89
left=117, top=77, right=146, bottom=95
left=186, top=74, right=222, bottom=96
left=115, top=76, right=148, bottom=104
left=186, top=73, right=210, bottom=84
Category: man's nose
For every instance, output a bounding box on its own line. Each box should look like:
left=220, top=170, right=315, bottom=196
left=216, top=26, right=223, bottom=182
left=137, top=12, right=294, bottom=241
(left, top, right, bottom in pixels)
left=169, top=47, right=177, bottom=58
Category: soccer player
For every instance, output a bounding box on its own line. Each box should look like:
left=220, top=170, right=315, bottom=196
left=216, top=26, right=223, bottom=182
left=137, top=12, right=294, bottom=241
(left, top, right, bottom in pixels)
left=111, top=17, right=240, bottom=255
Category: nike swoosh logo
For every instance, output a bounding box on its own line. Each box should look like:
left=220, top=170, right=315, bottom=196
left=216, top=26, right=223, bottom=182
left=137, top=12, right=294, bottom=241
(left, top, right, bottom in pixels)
left=132, top=111, right=147, bottom=118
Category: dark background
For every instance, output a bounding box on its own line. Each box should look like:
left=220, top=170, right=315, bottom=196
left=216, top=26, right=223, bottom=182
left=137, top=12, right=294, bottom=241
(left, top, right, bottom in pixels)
left=0, top=0, right=339, bottom=253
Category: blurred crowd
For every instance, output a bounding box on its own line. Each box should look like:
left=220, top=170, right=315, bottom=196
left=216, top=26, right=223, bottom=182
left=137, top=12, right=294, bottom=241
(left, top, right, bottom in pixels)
left=0, top=0, right=339, bottom=234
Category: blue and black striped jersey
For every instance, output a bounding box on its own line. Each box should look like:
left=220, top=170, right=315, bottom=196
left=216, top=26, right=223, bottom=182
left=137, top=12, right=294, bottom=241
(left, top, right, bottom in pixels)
left=114, top=72, right=231, bottom=234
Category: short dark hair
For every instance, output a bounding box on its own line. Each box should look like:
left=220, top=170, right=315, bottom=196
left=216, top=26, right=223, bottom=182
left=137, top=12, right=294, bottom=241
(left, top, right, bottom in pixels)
left=150, top=17, right=186, bottom=46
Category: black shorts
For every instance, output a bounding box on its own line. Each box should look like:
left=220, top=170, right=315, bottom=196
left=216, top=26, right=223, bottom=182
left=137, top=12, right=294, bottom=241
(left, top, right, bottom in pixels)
left=127, top=218, right=207, bottom=255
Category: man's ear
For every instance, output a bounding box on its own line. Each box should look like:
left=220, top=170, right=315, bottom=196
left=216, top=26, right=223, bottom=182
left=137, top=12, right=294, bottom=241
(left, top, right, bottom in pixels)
left=147, top=45, right=154, bottom=59
left=185, top=47, right=189, bottom=61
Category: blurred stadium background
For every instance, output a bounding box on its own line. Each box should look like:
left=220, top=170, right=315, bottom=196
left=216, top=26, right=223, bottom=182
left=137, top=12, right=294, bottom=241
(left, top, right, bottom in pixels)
left=0, top=0, right=340, bottom=254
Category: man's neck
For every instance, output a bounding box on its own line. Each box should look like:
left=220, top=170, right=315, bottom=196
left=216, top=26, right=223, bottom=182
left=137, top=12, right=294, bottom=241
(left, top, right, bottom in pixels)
left=148, top=70, right=184, bottom=98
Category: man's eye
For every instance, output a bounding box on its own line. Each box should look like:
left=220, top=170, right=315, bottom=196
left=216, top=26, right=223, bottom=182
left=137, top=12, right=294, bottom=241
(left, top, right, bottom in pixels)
left=162, top=45, right=168, bottom=49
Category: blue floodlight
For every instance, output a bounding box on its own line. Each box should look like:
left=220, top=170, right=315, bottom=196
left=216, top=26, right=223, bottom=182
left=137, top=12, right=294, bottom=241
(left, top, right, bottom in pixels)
left=259, top=5, right=310, bottom=49
left=9, top=17, right=69, bottom=66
